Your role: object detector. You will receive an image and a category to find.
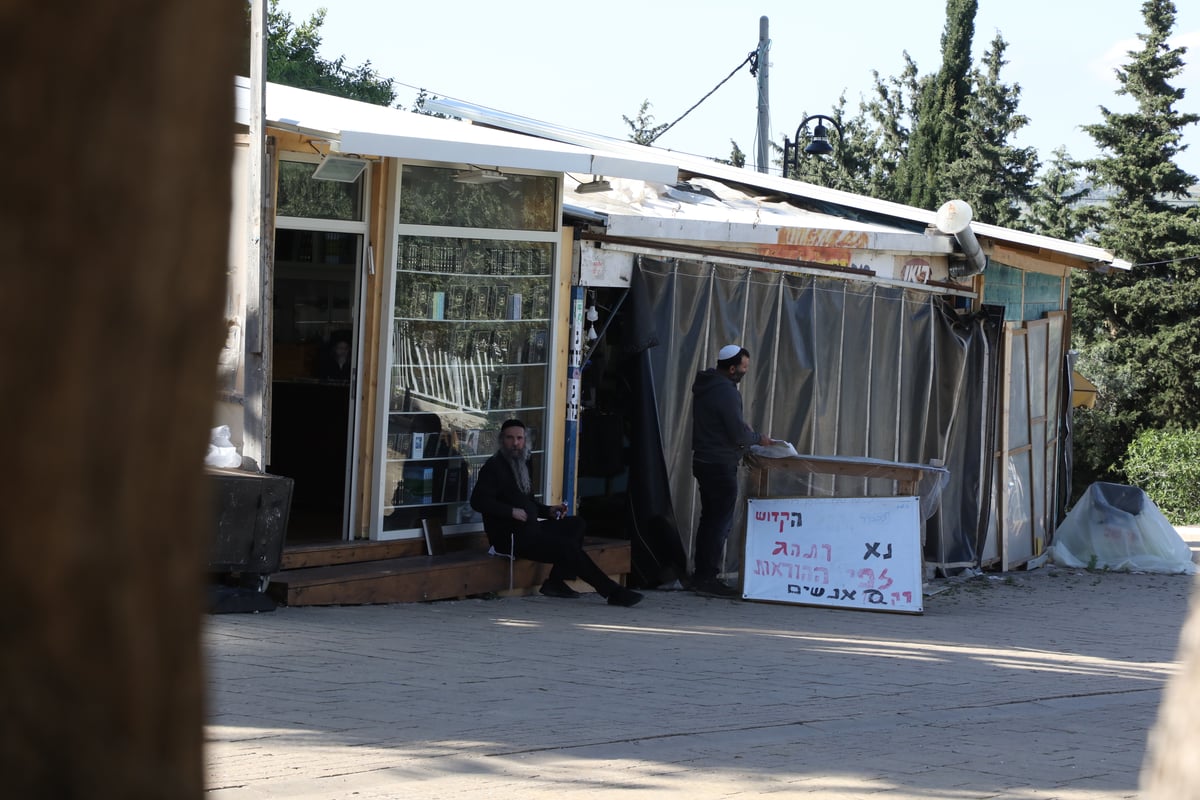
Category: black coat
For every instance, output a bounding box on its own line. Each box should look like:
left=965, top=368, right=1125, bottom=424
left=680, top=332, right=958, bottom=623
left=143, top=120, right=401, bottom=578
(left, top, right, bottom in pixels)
left=470, top=452, right=551, bottom=546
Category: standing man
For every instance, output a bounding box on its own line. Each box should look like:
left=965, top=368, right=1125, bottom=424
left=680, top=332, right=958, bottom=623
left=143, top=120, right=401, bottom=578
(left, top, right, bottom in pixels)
left=690, top=345, right=772, bottom=598
left=471, top=419, right=644, bottom=607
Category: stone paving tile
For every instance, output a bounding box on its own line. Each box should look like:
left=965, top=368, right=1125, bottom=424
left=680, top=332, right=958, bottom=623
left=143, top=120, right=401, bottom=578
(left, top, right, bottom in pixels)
left=206, top=568, right=1197, bottom=798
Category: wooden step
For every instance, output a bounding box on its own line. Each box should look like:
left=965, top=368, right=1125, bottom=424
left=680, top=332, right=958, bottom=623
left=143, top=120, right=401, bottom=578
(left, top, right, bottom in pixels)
left=270, top=537, right=631, bottom=606
left=280, top=531, right=491, bottom=569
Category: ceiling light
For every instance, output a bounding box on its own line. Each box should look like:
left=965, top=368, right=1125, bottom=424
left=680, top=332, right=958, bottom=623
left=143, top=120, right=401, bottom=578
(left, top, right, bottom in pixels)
left=575, top=177, right=612, bottom=194
left=311, top=155, right=368, bottom=183
left=453, top=168, right=507, bottom=185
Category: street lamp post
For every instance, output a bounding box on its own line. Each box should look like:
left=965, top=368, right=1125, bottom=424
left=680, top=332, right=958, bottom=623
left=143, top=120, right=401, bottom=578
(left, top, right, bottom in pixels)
left=782, top=114, right=844, bottom=179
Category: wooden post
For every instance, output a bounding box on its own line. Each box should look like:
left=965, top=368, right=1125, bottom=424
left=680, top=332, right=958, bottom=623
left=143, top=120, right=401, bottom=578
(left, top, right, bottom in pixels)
left=0, top=2, right=240, bottom=797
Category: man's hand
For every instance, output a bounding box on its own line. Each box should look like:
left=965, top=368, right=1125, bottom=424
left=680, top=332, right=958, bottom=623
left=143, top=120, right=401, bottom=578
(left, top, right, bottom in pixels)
left=551, top=503, right=568, bottom=520
left=759, top=434, right=773, bottom=447
left=511, top=508, right=528, bottom=522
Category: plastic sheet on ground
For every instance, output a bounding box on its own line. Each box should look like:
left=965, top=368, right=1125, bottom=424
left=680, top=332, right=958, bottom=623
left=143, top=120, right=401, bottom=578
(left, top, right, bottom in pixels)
left=1050, top=482, right=1197, bottom=574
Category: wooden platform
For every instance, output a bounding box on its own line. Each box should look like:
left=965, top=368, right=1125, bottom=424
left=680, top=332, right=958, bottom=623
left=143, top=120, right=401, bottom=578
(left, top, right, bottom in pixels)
left=269, top=533, right=632, bottom=606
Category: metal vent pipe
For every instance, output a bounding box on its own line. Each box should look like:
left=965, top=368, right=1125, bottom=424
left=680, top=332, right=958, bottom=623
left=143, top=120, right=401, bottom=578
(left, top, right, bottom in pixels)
left=935, top=199, right=988, bottom=278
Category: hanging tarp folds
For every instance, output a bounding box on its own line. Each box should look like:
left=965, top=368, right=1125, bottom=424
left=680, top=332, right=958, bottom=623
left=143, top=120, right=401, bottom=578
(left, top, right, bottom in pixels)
left=631, top=257, right=994, bottom=579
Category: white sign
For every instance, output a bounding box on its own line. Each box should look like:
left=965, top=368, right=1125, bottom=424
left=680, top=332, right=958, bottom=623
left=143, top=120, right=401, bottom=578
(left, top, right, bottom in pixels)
left=743, top=496, right=923, bottom=614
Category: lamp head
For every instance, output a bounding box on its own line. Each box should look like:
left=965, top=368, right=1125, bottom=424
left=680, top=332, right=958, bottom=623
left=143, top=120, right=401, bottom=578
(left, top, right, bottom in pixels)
left=803, top=122, right=834, bottom=156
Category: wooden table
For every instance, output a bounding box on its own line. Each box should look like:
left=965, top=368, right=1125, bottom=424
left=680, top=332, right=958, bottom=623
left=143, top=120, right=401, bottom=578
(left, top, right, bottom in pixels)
left=746, top=453, right=948, bottom=508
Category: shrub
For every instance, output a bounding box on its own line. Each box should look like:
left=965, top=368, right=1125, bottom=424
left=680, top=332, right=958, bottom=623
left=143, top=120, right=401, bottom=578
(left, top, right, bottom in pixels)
left=1122, top=428, right=1200, bottom=526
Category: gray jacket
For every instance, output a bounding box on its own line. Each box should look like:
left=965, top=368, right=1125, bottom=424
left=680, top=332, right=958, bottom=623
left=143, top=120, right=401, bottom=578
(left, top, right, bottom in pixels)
left=691, top=368, right=762, bottom=465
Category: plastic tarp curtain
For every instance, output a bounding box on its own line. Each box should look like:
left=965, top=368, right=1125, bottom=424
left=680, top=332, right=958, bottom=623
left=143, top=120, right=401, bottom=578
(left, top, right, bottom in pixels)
left=633, top=257, right=993, bottom=579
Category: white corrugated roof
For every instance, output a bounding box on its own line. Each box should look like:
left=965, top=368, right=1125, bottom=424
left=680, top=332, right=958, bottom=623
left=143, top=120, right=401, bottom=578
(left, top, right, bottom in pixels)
left=425, top=96, right=1128, bottom=270
left=234, top=78, right=679, bottom=183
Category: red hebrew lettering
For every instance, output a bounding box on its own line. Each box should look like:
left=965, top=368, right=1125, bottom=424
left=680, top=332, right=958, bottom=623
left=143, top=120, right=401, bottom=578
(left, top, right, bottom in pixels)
left=789, top=543, right=802, bottom=557
left=805, top=544, right=818, bottom=559
left=754, top=560, right=772, bottom=575
left=770, top=562, right=785, bottom=577
left=857, top=568, right=875, bottom=589
left=821, top=544, right=832, bottom=562
left=755, top=511, right=768, bottom=521
left=772, top=541, right=787, bottom=555
left=877, top=568, right=893, bottom=591
left=813, top=566, right=829, bottom=584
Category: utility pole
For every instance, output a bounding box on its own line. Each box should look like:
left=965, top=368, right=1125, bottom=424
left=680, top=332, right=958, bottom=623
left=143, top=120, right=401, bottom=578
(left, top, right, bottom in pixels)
left=756, top=16, right=770, bottom=173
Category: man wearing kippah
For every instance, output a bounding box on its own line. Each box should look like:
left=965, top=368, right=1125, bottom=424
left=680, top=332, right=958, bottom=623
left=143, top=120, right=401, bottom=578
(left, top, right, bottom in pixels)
left=689, top=345, right=773, bottom=598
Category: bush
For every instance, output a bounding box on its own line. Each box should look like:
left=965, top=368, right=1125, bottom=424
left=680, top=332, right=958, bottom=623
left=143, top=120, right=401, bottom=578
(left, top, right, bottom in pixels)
left=1122, top=428, right=1200, bottom=526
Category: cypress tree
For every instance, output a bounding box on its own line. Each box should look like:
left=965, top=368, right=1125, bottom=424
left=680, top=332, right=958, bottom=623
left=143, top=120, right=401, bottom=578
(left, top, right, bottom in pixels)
left=895, top=0, right=978, bottom=210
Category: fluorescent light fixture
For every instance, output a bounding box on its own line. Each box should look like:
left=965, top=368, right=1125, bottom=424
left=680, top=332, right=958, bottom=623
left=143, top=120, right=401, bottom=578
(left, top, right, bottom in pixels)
left=575, top=177, right=612, bottom=194
left=453, top=168, right=507, bottom=185
left=311, top=155, right=368, bottom=183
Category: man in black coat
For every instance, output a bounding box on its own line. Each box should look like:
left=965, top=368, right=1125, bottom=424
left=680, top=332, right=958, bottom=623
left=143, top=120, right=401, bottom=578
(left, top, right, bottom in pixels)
left=470, top=418, right=643, bottom=607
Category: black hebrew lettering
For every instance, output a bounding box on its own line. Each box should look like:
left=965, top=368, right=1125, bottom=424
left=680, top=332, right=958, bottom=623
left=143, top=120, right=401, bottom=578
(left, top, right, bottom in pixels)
left=865, top=589, right=886, bottom=605
left=863, top=541, right=884, bottom=560
left=787, top=584, right=802, bottom=594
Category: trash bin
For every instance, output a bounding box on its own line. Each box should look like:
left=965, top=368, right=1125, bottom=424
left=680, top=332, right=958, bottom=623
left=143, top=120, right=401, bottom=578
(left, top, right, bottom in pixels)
left=207, top=467, right=294, bottom=612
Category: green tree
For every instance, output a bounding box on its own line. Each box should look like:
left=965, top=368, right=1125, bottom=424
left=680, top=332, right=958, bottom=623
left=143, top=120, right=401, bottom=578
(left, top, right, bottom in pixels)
left=265, top=0, right=395, bottom=106
left=939, top=34, right=1039, bottom=227
left=894, top=0, right=978, bottom=210
left=1071, top=0, right=1200, bottom=490
left=717, top=139, right=747, bottom=168
left=854, top=56, right=923, bottom=202
left=1023, top=147, right=1088, bottom=240
left=622, top=100, right=669, bottom=146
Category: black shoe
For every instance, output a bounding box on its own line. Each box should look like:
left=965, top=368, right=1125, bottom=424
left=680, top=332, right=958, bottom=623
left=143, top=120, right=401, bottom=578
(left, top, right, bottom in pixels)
left=691, top=577, right=740, bottom=599
left=540, top=580, right=581, bottom=599
left=607, top=587, right=644, bottom=607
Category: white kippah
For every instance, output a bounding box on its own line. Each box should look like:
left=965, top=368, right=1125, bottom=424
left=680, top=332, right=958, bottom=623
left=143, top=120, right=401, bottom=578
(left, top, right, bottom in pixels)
left=718, top=344, right=741, bottom=361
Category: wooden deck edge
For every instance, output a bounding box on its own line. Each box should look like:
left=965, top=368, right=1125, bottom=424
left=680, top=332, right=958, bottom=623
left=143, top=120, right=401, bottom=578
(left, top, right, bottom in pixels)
left=272, top=539, right=631, bottom=606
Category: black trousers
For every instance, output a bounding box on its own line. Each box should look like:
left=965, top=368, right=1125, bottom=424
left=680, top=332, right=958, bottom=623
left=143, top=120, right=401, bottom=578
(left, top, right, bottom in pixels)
left=494, top=517, right=619, bottom=596
left=692, top=460, right=739, bottom=580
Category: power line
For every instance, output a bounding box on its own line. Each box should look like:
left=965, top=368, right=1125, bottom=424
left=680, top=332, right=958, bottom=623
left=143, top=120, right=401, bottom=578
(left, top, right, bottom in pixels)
left=1129, top=254, right=1200, bottom=267
left=648, top=51, right=757, bottom=144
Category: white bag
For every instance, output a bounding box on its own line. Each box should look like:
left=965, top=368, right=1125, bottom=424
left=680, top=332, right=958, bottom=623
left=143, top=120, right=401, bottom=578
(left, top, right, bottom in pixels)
left=204, top=425, right=242, bottom=469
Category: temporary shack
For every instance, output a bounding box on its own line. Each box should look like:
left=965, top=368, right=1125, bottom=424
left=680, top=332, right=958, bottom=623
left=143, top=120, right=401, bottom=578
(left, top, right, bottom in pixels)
left=221, top=80, right=1126, bottom=603
left=427, top=98, right=1128, bottom=581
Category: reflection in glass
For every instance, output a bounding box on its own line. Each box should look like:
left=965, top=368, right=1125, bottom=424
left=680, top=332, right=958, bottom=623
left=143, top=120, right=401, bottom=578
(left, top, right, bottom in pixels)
left=398, top=165, right=557, bottom=231
left=278, top=160, right=364, bottom=221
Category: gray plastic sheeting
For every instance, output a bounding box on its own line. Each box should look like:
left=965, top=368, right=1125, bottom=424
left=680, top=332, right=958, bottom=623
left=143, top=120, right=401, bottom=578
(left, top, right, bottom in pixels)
left=635, top=258, right=997, bottom=577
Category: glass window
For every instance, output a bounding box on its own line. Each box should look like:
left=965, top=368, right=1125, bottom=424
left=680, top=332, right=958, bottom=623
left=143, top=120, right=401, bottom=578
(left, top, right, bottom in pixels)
left=382, top=234, right=554, bottom=533
left=277, top=160, right=364, bottom=221
left=398, top=165, right=557, bottom=231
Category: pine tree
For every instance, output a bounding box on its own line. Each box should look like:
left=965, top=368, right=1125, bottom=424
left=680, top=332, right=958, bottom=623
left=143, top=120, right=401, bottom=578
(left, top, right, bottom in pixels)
left=1023, top=147, right=1088, bottom=240
left=939, top=34, right=1040, bottom=227
left=894, top=0, right=978, bottom=210
left=857, top=55, right=923, bottom=202
left=622, top=100, right=669, bottom=146
left=1071, top=0, right=1200, bottom=489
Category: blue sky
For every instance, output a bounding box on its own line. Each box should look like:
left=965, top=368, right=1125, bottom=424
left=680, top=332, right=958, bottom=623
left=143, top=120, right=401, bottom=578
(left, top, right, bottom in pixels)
left=272, top=0, right=1200, bottom=180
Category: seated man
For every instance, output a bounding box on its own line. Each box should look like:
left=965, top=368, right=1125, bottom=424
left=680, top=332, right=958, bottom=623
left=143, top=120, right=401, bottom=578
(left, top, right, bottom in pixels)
left=470, top=418, right=643, bottom=607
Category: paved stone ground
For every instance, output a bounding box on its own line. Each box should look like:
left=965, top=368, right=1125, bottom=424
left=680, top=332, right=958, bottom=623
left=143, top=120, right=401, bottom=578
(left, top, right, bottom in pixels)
left=205, top=534, right=1200, bottom=799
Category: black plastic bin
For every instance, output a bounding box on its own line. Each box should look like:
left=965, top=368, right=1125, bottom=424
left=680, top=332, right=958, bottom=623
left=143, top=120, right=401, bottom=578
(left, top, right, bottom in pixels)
left=207, top=468, right=294, bottom=613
